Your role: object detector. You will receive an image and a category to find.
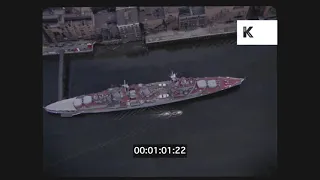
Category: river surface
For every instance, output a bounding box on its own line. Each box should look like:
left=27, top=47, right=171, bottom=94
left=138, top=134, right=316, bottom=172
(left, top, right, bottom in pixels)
left=43, top=37, right=277, bottom=177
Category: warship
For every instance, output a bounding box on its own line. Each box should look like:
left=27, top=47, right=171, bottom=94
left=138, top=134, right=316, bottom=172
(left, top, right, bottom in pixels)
left=44, top=72, right=245, bottom=117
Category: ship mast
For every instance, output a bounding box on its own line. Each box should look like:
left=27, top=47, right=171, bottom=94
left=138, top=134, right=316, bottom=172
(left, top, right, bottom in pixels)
left=170, top=71, right=178, bottom=81
left=122, top=80, right=129, bottom=91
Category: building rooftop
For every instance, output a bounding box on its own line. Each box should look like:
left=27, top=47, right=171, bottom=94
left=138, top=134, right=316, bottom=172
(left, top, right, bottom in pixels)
left=139, top=7, right=165, bottom=23
left=94, top=11, right=117, bottom=29
left=190, top=6, right=205, bottom=15
left=43, top=8, right=63, bottom=17
left=64, top=14, right=92, bottom=21
left=116, top=7, right=136, bottom=11
left=43, top=7, right=93, bottom=22
left=164, top=7, right=180, bottom=14
left=178, top=7, right=191, bottom=17
left=116, top=7, right=139, bottom=25
left=43, top=15, right=59, bottom=21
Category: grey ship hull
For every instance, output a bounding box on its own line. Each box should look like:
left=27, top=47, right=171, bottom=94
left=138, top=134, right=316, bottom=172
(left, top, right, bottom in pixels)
left=58, top=83, right=241, bottom=117
left=44, top=76, right=245, bottom=117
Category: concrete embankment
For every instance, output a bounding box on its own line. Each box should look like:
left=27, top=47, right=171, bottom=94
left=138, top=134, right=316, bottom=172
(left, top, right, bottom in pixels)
left=145, top=23, right=236, bottom=47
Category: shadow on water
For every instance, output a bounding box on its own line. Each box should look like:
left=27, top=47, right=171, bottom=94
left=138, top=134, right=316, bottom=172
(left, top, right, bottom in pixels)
left=93, top=41, right=148, bottom=59
left=87, top=35, right=236, bottom=60
left=43, top=53, right=94, bottom=61
left=43, top=34, right=237, bottom=63
left=147, top=33, right=236, bottom=52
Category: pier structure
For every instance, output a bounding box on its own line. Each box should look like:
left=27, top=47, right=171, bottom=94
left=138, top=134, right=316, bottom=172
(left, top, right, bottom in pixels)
left=58, top=50, right=65, bottom=101
left=42, top=40, right=95, bottom=56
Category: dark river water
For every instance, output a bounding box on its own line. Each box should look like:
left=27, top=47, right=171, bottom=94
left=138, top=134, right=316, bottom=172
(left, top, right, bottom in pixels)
left=43, top=37, right=277, bottom=177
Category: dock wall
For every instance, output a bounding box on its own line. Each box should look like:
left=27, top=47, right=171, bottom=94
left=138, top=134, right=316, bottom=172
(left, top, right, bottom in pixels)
left=145, top=23, right=236, bottom=46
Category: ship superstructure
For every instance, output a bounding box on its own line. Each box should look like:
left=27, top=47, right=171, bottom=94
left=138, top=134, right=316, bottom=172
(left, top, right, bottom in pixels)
left=44, top=72, right=245, bottom=117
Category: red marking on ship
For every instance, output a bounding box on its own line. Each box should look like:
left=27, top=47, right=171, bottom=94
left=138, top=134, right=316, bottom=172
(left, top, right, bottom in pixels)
left=44, top=72, right=245, bottom=117
left=73, top=76, right=243, bottom=110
